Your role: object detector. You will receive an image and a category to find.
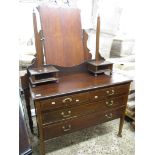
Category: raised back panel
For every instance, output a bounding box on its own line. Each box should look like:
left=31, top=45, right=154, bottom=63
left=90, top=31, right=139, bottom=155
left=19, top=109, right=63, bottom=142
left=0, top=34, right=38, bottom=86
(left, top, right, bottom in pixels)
left=38, top=5, right=85, bottom=67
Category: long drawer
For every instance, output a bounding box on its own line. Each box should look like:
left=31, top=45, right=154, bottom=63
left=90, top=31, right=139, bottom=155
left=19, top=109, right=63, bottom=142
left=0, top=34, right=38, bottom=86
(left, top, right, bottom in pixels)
left=90, top=83, right=130, bottom=102
left=42, top=95, right=127, bottom=125
left=39, top=84, right=129, bottom=112
left=40, top=92, right=89, bottom=111
left=43, top=107, right=125, bottom=140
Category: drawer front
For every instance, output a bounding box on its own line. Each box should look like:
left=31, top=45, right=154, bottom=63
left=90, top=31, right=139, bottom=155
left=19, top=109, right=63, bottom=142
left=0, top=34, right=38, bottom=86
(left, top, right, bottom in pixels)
left=43, top=107, right=125, bottom=140
left=42, top=95, right=127, bottom=125
left=40, top=92, right=89, bottom=111
left=90, top=84, right=130, bottom=102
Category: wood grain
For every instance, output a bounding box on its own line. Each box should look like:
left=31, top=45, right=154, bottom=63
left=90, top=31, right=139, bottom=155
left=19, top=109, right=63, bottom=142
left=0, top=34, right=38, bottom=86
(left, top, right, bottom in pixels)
left=30, top=72, right=131, bottom=100
left=42, top=95, right=127, bottom=125
left=43, top=107, right=125, bottom=140
left=38, top=5, right=85, bottom=67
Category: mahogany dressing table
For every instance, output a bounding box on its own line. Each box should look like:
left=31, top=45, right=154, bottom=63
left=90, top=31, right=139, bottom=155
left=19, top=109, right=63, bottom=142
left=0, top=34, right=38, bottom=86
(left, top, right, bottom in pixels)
left=26, top=4, right=132, bottom=155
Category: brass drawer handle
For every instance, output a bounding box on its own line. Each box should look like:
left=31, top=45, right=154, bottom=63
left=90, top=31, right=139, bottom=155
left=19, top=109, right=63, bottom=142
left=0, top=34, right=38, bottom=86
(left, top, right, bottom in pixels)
left=61, top=111, right=71, bottom=118
left=62, top=97, right=72, bottom=103
left=106, top=90, right=115, bottom=95
left=105, top=100, right=114, bottom=106
left=62, top=124, right=71, bottom=132
left=105, top=113, right=113, bottom=119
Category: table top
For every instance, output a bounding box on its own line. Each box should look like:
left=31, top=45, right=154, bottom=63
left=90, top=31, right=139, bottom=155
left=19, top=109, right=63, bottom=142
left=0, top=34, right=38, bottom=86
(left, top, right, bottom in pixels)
left=87, top=60, right=113, bottom=66
left=30, top=71, right=132, bottom=100
left=28, top=66, right=59, bottom=76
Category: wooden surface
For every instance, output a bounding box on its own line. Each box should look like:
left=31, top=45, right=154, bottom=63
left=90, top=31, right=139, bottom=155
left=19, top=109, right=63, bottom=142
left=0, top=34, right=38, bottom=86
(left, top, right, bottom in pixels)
left=87, top=60, right=113, bottom=76
left=31, top=72, right=131, bottom=155
left=20, top=70, right=34, bottom=133
left=19, top=100, right=32, bottom=155
left=30, top=76, right=58, bottom=85
left=38, top=5, right=85, bottom=67
left=27, top=5, right=132, bottom=155
left=31, top=72, right=131, bottom=100
left=43, top=107, right=125, bottom=141
left=42, top=95, right=127, bottom=125
left=83, top=30, right=92, bottom=60
left=28, top=65, right=59, bottom=76
left=87, top=60, right=113, bottom=66
left=95, top=16, right=101, bottom=61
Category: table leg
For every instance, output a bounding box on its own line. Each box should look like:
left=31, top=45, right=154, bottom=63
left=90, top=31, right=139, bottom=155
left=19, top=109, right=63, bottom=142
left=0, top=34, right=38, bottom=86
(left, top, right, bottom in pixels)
left=40, top=141, right=45, bottom=155
left=35, top=103, right=45, bottom=155
left=118, top=114, right=125, bottom=137
left=20, top=71, right=34, bottom=134
left=23, top=88, right=34, bottom=134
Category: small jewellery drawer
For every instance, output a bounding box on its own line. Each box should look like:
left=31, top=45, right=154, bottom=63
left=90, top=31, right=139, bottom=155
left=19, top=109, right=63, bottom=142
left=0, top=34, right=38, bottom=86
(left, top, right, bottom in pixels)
left=40, top=92, right=89, bottom=111
left=90, top=83, right=130, bottom=102
left=43, top=107, right=125, bottom=140
left=42, top=95, right=127, bottom=125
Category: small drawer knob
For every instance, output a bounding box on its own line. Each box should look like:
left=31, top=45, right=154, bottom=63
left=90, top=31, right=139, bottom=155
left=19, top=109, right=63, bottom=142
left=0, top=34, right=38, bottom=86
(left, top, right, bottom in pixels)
left=61, top=112, right=64, bottom=115
left=106, top=90, right=115, bottom=95
left=94, top=95, right=98, bottom=99
left=106, top=90, right=109, bottom=94
left=111, top=100, right=114, bottom=103
left=51, top=101, right=55, bottom=105
left=105, top=100, right=114, bottom=106
left=76, top=99, right=79, bottom=102
left=105, top=113, right=113, bottom=119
